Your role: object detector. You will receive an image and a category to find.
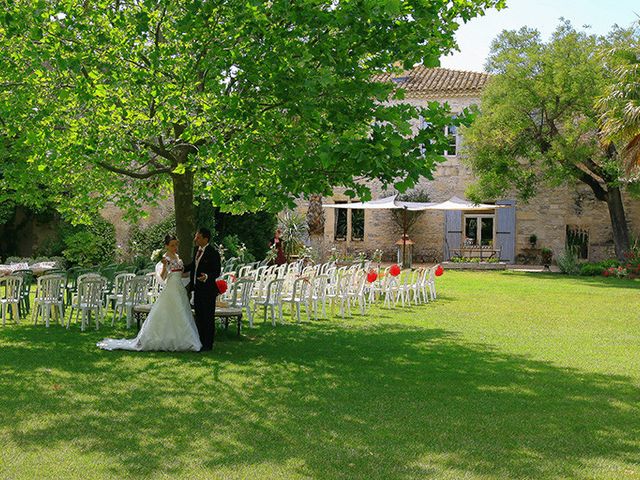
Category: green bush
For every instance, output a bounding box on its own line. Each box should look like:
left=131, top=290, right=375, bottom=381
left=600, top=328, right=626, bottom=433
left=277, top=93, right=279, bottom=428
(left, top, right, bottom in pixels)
left=214, top=209, right=277, bottom=261
left=599, top=259, right=621, bottom=269
left=219, top=234, right=256, bottom=264
left=128, top=214, right=177, bottom=261
left=556, top=247, right=580, bottom=275
left=579, top=263, right=605, bottom=276
left=62, top=217, right=116, bottom=267
left=577, top=259, right=621, bottom=277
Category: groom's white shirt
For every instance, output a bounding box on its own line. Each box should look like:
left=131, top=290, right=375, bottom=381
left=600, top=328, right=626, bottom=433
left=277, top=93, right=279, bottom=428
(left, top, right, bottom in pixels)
left=195, top=243, right=209, bottom=281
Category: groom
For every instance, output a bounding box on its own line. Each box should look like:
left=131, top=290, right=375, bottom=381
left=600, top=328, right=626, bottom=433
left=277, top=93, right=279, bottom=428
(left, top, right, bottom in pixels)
left=184, top=227, right=221, bottom=351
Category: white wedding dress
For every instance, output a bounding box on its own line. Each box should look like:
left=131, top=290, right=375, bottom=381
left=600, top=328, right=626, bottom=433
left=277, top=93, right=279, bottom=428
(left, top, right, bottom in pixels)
left=97, top=256, right=202, bottom=352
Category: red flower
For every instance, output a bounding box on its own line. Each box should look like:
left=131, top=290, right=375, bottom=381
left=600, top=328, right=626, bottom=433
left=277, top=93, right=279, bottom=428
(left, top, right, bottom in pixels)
left=435, top=265, right=444, bottom=277
left=366, top=271, right=378, bottom=283
left=230, top=274, right=237, bottom=283
left=216, top=279, right=228, bottom=294
left=389, top=264, right=401, bottom=277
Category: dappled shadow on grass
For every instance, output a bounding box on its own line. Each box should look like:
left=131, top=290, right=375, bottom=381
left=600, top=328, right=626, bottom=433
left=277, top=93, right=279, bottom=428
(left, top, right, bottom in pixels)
left=1, top=320, right=639, bottom=479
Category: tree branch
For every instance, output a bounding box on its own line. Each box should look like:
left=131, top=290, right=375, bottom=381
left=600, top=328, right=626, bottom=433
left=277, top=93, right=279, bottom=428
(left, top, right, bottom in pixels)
left=570, top=165, right=608, bottom=201
left=96, top=161, right=172, bottom=179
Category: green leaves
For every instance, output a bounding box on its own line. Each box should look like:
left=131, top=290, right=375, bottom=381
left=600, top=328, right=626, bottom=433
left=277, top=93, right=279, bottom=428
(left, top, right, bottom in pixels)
left=0, top=0, right=501, bottom=225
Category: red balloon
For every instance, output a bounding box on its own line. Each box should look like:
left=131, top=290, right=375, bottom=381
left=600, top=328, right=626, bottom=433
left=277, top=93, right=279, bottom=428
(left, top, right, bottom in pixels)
left=389, top=264, right=401, bottom=277
left=216, top=279, right=228, bottom=294
left=435, top=265, right=444, bottom=277
left=367, top=271, right=378, bottom=283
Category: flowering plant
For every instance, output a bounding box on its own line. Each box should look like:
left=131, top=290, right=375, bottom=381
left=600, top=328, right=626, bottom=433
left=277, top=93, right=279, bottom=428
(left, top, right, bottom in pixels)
left=603, top=265, right=628, bottom=279
left=372, top=248, right=383, bottom=264
left=264, top=244, right=277, bottom=263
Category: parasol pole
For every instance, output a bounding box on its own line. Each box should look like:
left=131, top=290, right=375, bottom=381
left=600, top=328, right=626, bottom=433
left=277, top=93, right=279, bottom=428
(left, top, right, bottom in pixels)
left=402, top=206, right=408, bottom=268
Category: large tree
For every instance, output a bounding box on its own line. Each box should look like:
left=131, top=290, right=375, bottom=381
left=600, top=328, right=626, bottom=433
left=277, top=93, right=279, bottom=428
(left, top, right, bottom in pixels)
left=462, top=21, right=637, bottom=260
left=0, top=0, right=502, bottom=260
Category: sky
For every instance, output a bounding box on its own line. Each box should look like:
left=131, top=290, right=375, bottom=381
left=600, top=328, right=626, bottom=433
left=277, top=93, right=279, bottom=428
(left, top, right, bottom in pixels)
left=440, top=0, right=640, bottom=72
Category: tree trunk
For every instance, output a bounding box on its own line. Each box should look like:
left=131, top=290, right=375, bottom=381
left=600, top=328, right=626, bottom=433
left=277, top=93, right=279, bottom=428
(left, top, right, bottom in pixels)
left=605, top=186, right=630, bottom=260
left=172, top=171, right=196, bottom=262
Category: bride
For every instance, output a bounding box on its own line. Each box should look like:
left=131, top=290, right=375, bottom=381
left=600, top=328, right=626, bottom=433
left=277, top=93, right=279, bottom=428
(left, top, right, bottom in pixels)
left=97, top=235, right=202, bottom=352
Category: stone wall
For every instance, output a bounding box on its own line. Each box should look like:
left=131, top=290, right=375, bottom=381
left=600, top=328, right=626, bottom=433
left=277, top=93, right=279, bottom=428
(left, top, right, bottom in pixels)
left=305, top=93, right=640, bottom=263
left=100, top=197, right=174, bottom=256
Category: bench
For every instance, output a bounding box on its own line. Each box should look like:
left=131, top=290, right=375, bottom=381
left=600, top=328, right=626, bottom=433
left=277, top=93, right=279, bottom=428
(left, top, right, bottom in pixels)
left=451, top=246, right=501, bottom=260
left=133, top=304, right=243, bottom=336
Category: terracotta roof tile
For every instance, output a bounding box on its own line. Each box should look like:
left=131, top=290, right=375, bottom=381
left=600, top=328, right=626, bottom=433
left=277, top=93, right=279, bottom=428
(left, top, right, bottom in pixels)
left=374, top=66, right=490, bottom=97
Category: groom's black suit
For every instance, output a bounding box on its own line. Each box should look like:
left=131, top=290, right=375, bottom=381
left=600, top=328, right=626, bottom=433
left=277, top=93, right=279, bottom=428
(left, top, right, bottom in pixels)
left=184, top=244, right=221, bottom=351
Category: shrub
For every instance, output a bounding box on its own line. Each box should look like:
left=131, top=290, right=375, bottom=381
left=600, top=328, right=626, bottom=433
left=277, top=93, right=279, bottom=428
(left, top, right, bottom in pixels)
left=63, top=231, right=100, bottom=267
left=219, top=234, right=256, bottom=264
left=127, top=214, right=177, bottom=261
left=278, top=210, right=307, bottom=259
left=579, top=263, right=606, bottom=276
left=207, top=201, right=277, bottom=261
left=62, top=217, right=116, bottom=267
left=556, top=247, right=580, bottom=275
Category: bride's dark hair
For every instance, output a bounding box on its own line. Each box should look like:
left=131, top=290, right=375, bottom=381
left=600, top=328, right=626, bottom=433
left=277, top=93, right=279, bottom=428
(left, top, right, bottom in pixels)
left=164, top=234, right=177, bottom=245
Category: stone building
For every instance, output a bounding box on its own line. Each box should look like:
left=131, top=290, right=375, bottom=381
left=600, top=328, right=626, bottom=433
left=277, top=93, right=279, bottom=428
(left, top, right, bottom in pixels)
left=311, top=67, right=640, bottom=264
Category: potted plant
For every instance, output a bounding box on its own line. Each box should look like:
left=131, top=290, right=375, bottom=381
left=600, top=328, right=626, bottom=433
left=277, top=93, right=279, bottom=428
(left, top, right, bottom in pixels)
left=529, top=234, right=538, bottom=248
left=541, top=247, right=553, bottom=269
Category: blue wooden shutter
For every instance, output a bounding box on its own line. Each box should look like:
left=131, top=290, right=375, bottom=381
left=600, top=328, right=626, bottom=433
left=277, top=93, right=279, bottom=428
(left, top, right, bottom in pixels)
left=495, top=200, right=516, bottom=263
left=444, top=210, right=462, bottom=260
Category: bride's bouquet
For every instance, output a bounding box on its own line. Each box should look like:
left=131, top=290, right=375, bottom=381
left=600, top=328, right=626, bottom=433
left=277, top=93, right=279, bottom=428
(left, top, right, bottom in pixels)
left=151, top=248, right=163, bottom=263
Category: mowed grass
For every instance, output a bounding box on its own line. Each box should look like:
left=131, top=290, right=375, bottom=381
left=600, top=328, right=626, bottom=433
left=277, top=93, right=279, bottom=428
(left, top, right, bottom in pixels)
left=1, top=271, right=639, bottom=480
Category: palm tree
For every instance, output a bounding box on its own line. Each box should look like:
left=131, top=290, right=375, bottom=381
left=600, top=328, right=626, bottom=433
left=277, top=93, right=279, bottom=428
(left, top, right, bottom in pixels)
left=305, top=194, right=326, bottom=260
left=306, top=195, right=325, bottom=236
left=597, top=44, right=640, bottom=172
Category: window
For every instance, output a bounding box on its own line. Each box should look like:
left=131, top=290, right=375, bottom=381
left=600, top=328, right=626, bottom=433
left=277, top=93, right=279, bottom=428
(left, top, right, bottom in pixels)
left=334, top=202, right=348, bottom=241
left=566, top=225, right=589, bottom=259
left=351, top=209, right=364, bottom=241
left=464, top=214, right=494, bottom=246
left=332, top=200, right=365, bottom=241
left=445, top=123, right=458, bottom=156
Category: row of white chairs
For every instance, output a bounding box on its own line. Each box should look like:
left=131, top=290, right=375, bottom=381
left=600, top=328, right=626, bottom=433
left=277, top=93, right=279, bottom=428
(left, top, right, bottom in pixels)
left=21, top=272, right=162, bottom=331
left=6, top=261, right=439, bottom=331
left=218, top=262, right=439, bottom=327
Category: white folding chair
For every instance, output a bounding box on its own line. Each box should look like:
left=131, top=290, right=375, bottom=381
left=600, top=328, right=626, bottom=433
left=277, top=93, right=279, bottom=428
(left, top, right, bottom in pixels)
left=0, top=275, right=23, bottom=326
left=32, top=274, right=65, bottom=327
left=254, top=278, right=285, bottom=326
left=427, top=265, right=438, bottom=301
left=310, top=274, right=329, bottom=320
left=69, top=277, right=106, bottom=331
left=281, top=276, right=312, bottom=323
left=106, top=273, right=136, bottom=316
left=229, top=278, right=255, bottom=327
left=116, top=276, right=151, bottom=328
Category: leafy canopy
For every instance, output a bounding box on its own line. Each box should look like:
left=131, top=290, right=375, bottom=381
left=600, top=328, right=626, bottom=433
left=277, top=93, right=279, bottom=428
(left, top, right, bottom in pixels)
left=461, top=20, right=639, bottom=202
left=1, top=0, right=503, bottom=223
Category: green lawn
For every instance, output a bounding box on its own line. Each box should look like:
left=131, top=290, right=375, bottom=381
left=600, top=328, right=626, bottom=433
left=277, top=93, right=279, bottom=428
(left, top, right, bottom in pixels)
left=1, top=271, right=639, bottom=480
